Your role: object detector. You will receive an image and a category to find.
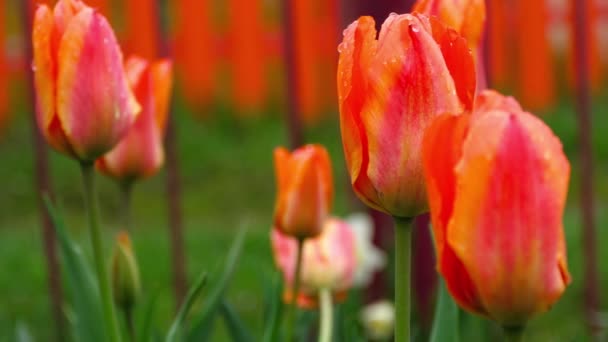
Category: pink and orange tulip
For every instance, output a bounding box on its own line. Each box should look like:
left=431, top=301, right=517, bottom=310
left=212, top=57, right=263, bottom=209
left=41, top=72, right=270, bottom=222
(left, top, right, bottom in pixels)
left=337, top=13, right=476, bottom=218
left=32, top=0, right=139, bottom=162
left=273, top=145, right=333, bottom=239
left=96, top=56, right=172, bottom=182
left=271, top=217, right=357, bottom=308
left=422, top=90, right=571, bottom=325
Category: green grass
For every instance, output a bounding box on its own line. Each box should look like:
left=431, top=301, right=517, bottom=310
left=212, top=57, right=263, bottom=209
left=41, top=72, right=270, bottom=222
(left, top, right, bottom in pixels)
left=0, top=92, right=607, bottom=341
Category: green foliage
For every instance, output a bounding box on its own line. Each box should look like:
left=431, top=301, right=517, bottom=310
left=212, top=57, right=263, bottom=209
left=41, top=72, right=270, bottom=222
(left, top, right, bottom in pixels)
left=430, top=280, right=459, bottom=342
left=44, top=197, right=107, bottom=342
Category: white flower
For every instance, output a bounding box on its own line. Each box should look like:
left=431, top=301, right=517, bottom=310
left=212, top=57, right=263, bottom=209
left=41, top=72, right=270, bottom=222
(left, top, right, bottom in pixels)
left=360, top=300, right=395, bottom=341
left=346, top=212, right=386, bottom=288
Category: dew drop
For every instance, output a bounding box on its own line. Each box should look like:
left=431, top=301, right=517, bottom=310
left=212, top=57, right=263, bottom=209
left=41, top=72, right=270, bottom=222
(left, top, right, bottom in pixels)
left=410, top=25, right=420, bottom=33
left=31, top=62, right=37, bottom=72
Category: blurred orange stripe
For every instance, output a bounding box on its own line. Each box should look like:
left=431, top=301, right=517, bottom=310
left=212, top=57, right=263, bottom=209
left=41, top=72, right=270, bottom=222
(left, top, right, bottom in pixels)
left=228, top=0, right=267, bottom=114
left=569, top=0, right=602, bottom=92
left=515, top=0, right=554, bottom=111
left=291, top=0, right=320, bottom=123
left=487, top=0, right=510, bottom=88
left=124, top=0, right=158, bottom=60
left=174, top=0, right=216, bottom=112
left=317, top=0, right=339, bottom=121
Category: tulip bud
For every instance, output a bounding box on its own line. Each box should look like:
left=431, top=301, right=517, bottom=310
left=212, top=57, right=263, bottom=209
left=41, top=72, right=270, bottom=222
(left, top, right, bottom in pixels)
left=111, top=231, right=141, bottom=310
left=270, top=218, right=357, bottom=308
left=422, top=90, right=571, bottom=326
left=32, top=0, right=140, bottom=162
left=273, top=144, right=333, bottom=239
left=360, top=300, right=395, bottom=341
left=337, top=13, right=476, bottom=218
left=96, top=56, right=173, bottom=182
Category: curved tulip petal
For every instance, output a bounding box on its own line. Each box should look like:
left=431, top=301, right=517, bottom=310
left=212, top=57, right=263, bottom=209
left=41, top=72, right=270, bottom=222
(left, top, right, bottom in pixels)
left=57, top=9, right=139, bottom=160
left=429, top=16, right=476, bottom=110
left=337, top=17, right=383, bottom=211
left=422, top=113, right=486, bottom=314
left=474, top=89, right=522, bottom=113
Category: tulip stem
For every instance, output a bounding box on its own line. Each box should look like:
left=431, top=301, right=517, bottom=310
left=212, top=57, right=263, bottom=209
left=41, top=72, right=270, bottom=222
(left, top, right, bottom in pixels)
left=318, top=288, right=333, bottom=342
left=394, top=217, right=413, bottom=342
left=503, top=325, right=525, bottom=342
left=120, top=181, right=134, bottom=230
left=81, top=162, right=122, bottom=342
left=285, top=237, right=305, bottom=340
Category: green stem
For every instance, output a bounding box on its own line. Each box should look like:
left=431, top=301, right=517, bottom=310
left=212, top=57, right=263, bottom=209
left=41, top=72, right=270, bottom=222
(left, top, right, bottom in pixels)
left=394, top=217, right=413, bottom=342
left=80, top=162, right=121, bottom=342
left=318, top=288, right=333, bottom=342
left=120, top=181, right=134, bottom=231
left=503, top=325, right=525, bottom=342
left=285, top=237, right=305, bottom=340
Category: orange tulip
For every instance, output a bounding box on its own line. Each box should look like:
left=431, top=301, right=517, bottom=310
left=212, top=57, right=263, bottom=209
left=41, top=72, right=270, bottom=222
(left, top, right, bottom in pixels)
left=32, top=0, right=140, bottom=162
left=271, top=217, right=357, bottom=308
left=273, top=145, right=333, bottom=239
left=337, top=13, right=476, bottom=218
left=423, top=90, right=571, bottom=325
left=96, top=56, right=172, bottom=182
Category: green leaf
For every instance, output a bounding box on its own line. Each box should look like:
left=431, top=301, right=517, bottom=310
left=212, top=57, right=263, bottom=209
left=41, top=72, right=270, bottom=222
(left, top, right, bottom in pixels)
left=219, top=300, right=254, bottom=342
left=44, top=196, right=106, bottom=342
left=430, top=279, right=459, bottom=342
left=187, top=226, right=248, bottom=341
left=137, top=291, right=160, bottom=342
left=165, top=271, right=208, bottom=342
left=261, top=274, right=283, bottom=342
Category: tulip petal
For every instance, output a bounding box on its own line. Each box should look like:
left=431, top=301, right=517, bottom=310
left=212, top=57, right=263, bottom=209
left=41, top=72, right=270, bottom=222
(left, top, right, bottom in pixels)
left=423, top=113, right=486, bottom=314
left=361, top=14, right=461, bottom=217
left=474, top=89, right=522, bottom=114
left=429, top=16, right=476, bottom=110
left=337, top=17, right=385, bottom=212
left=57, top=9, right=139, bottom=160
left=449, top=111, right=570, bottom=324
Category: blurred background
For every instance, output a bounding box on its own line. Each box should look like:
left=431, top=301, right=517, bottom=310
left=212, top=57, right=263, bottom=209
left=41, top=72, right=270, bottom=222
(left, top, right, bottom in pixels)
left=0, top=0, right=607, bottom=340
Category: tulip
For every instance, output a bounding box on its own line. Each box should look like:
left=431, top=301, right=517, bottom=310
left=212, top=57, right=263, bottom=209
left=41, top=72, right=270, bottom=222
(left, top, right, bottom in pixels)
left=273, top=144, right=333, bottom=239
left=337, top=13, right=476, bottom=218
left=111, top=231, right=141, bottom=310
left=32, top=0, right=140, bottom=162
left=97, top=56, right=172, bottom=183
left=422, top=90, right=571, bottom=328
left=360, top=300, right=396, bottom=341
left=270, top=217, right=357, bottom=308
left=111, top=231, right=141, bottom=339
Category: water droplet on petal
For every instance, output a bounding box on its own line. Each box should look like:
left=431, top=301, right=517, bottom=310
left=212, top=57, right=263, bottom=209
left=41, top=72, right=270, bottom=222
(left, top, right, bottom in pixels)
left=410, top=25, right=420, bottom=33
